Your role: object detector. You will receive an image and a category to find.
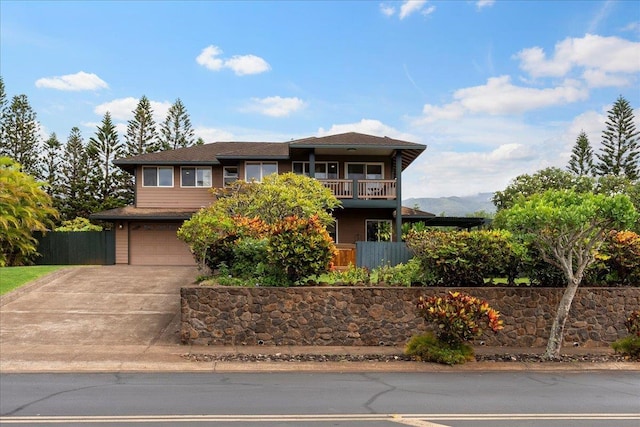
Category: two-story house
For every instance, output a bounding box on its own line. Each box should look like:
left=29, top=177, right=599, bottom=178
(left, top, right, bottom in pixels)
left=91, top=132, right=426, bottom=266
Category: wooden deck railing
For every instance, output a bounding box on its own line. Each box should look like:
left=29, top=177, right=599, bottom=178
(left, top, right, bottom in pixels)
left=320, top=179, right=396, bottom=200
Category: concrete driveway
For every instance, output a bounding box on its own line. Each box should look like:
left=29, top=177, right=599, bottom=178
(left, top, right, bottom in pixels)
left=0, top=266, right=198, bottom=370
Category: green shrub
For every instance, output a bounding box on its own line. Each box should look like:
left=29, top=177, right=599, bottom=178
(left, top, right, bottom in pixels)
left=406, top=229, right=522, bottom=286
left=371, top=258, right=423, bottom=286
left=405, top=332, right=475, bottom=365
left=611, top=336, right=640, bottom=358
left=327, top=264, right=370, bottom=286
left=55, top=217, right=103, bottom=232
left=590, top=230, right=640, bottom=286
left=417, top=291, right=503, bottom=345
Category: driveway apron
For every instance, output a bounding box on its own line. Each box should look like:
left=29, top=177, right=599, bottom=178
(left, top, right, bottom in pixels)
left=0, top=266, right=198, bottom=347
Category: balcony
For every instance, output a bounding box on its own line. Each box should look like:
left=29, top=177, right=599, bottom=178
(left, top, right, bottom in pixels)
left=320, top=179, right=396, bottom=200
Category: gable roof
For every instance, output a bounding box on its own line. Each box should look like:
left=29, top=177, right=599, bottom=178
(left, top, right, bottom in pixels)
left=113, top=132, right=426, bottom=172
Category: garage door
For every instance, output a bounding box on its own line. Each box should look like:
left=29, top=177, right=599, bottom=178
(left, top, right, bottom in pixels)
left=129, top=222, right=195, bottom=266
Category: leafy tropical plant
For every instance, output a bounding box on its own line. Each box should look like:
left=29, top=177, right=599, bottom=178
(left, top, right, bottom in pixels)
left=612, top=310, right=640, bottom=358
left=0, top=157, right=58, bottom=266
left=416, top=291, right=503, bottom=345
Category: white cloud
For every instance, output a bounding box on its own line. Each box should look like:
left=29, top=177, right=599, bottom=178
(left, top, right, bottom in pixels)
left=243, top=96, right=305, bottom=117
left=515, top=34, right=640, bottom=81
left=196, top=45, right=270, bottom=75
left=196, top=45, right=224, bottom=71
left=317, top=119, right=418, bottom=142
left=379, top=3, right=395, bottom=17
left=476, top=0, right=495, bottom=9
left=224, top=54, right=271, bottom=76
left=582, top=69, right=632, bottom=88
left=399, top=0, right=428, bottom=19
left=35, top=71, right=108, bottom=91
left=194, top=126, right=234, bottom=143
left=94, top=97, right=172, bottom=122
left=420, top=75, right=588, bottom=120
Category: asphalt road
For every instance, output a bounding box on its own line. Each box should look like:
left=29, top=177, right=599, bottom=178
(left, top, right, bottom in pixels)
left=1, top=372, right=638, bottom=427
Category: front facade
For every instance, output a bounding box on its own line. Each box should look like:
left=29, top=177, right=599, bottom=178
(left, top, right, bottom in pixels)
left=91, top=132, right=426, bottom=266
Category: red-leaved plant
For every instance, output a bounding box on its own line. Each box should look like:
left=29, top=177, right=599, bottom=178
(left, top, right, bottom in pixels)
left=417, top=291, right=504, bottom=345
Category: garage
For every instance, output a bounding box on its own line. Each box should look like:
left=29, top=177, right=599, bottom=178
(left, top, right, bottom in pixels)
left=129, top=222, right=195, bottom=266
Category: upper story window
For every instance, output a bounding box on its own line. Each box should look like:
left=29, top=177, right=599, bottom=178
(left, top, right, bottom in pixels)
left=346, top=163, right=383, bottom=180
left=292, top=162, right=339, bottom=179
left=142, top=166, right=173, bottom=187
left=245, top=162, right=277, bottom=182
left=181, top=167, right=212, bottom=187
left=223, top=166, right=238, bottom=187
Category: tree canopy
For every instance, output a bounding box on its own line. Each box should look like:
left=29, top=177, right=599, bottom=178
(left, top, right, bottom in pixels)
left=496, top=189, right=637, bottom=359
left=0, top=157, right=58, bottom=266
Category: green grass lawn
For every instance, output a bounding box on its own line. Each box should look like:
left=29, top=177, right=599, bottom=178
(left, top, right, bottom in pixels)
left=0, top=265, right=67, bottom=296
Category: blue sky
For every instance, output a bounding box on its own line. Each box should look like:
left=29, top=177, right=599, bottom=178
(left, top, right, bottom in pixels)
left=1, top=0, right=639, bottom=198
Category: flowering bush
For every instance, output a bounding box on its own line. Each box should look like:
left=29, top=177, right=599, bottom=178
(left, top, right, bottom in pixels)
left=417, top=291, right=503, bottom=345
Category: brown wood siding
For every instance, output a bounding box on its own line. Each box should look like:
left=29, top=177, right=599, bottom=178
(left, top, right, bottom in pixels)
left=135, top=166, right=216, bottom=208
left=333, top=208, right=394, bottom=244
left=115, top=222, right=128, bottom=264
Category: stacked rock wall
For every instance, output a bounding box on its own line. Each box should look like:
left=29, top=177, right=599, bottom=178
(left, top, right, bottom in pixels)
left=181, top=286, right=640, bottom=347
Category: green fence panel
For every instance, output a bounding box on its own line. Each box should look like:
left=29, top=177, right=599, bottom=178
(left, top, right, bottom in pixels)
left=35, top=231, right=115, bottom=265
left=356, top=241, right=412, bottom=270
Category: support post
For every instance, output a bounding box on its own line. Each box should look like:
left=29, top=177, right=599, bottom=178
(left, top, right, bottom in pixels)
left=395, top=151, right=403, bottom=242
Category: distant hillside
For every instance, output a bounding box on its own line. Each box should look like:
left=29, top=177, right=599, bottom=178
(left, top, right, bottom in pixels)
left=403, top=193, right=496, bottom=217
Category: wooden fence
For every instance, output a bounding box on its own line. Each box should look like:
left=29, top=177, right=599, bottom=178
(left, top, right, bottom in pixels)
left=35, top=231, right=115, bottom=265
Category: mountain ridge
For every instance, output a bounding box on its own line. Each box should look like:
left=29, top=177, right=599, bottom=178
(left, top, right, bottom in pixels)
left=403, top=192, right=496, bottom=217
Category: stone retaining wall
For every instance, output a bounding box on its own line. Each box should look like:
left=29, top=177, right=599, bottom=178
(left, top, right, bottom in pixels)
left=181, top=286, right=640, bottom=347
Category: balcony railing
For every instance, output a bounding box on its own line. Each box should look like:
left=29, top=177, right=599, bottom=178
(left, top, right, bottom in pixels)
left=320, top=179, right=396, bottom=200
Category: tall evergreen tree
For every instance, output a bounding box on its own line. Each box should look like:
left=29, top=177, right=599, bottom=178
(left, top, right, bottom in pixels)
left=125, top=95, right=158, bottom=155
left=87, top=112, right=126, bottom=210
left=0, top=77, right=7, bottom=149
left=567, top=130, right=594, bottom=176
left=595, top=95, right=640, bottom=180
left=41, top=132, right=62, bottom=197
left=58, top=127, right=93, bottom=220
left=0, top=94, right=41, bottom=178
left=158, top=98, right=195, bottom=150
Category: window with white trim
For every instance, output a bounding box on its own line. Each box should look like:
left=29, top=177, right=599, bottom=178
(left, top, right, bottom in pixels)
left=292, top=162, right=339, bottom=179
left=181, top=167, right=212, bottom=187
left=245, top=162, right=277, bottom=182
left=366, top=219, right=392, bottom=242
left=223, top=166, right=238, bottom=187
left=142, top=166, right=173, bottom=187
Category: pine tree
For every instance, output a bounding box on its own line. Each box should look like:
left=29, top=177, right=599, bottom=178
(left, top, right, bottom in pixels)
left=0, top=77, right=7, bottom=148
left=87, top=112, right=126, bottom=210
left=58, top=127, right=93, bottom=220
left=125, top=95, right=158, bottom=155
left=595, top=96, right=640, bottom=180
left=0, top=94, right=41, bottom=178
left=567, top=131, right=594, bottom=176
left=41, top=132, right=62, bottom=197
left=158, top=98, right=195, bottom=150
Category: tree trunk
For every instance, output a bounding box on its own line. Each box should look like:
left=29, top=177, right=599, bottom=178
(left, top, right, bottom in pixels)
left=544, top=278, right=580, bottom=360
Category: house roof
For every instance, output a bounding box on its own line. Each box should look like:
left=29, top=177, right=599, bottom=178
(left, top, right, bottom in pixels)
left=290, top=133, right=426, bottom=170
left=114, top=142, right=289, bottom=172
left=90, top=206, right=198, bottom=221
left=113, top=132, right=426, bottom=172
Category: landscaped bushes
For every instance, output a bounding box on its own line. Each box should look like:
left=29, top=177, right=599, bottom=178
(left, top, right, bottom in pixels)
left=405, top=229, right=522, bottom=286
left=402, top=228, right=639, bottom=288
